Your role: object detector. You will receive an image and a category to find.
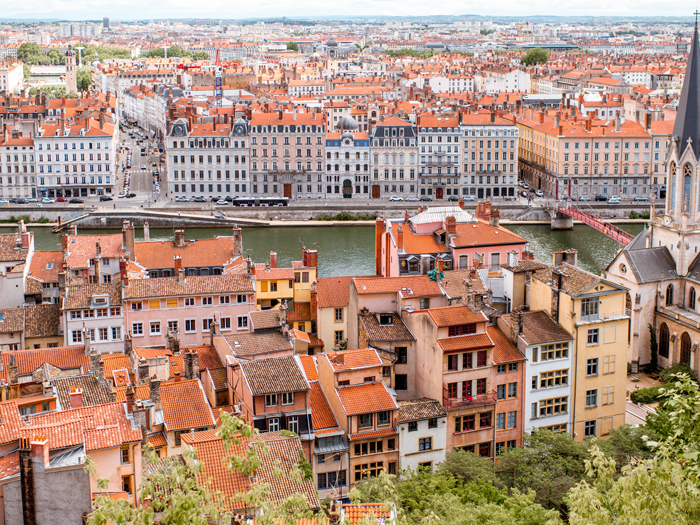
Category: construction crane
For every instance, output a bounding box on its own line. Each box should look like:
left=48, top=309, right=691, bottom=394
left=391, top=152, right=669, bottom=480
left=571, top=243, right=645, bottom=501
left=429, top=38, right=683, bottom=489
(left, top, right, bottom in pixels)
left=214, top=49, right=223, bottom=108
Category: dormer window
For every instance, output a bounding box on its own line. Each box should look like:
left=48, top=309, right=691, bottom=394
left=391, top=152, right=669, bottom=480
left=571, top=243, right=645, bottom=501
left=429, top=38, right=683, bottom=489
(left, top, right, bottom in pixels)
left=379, top=314, right=393, bottom=326
left=91, top=294, right=109, bottom=308
left=449, top=324, right=477, bottom=337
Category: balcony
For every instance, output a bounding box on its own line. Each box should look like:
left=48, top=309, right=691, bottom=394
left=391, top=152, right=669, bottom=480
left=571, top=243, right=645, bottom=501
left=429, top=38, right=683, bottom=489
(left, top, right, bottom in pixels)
left=443, top=388, right=497, bottom=410
left=577, top=310, right=630, bottom=325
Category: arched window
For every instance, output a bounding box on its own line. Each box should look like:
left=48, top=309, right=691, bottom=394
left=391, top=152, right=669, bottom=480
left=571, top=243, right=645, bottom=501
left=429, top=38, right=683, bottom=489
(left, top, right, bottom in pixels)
left=684, top=163, right=693, bottom=212
left=669, top=162, right=677, bottom=211
left=680, top=332, right=692, bottom=365
left=666, top=284, right=674, bottom=306
left=659, top=323, right=670, bottom=358
left=690, top=287, right=697, bottom=310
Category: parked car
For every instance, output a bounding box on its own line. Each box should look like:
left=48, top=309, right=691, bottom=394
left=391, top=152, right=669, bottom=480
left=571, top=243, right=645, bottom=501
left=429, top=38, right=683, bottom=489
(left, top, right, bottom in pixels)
left=126, top=193, right=137, bottom=198
left=0, top=198, right=8, bottom=204
left=389, top=196, right=403, bottom=201
left=405, top=196, right=419, bottom=202
left=595, top=195, right=608, bottom=201
left=117, top=192, right=127, bottom=198
left=141, top=165, right=147, bottom=169
left=447, top=196, right=459, bottom=202
left=534, top=190, right=544, bottom=197
left=521, top=191, right=528, bottom=198
left=463, top=196, right=475, bottom=201
left=99, top=195, right=113, bottom=202
left=579, top=196, right=591, bottom=201
left=56, top=197, right=67, bottom=202
left=8, top=198, right=18, bottom=204
left=193, top=196, right=206, bottom=203
left=41, top=198, right=55, bottom=204
left=210, top=196, right=222, bottom=202
left=175, top=196, right=190, bottom=203
left=224, top=196, right=233, bottom=202
left=216, top=199, right=228, bottom=205
left=25, top=197, right=37, bottom=203
left=69, top=198, right=84, bottom=204
left=608, top=196, right=621, bottom=204
left=633, top=196, right=650, bottom=202
left=419, top=196, right=433, bottom=201
left=15, top=199, right=26, bottom=204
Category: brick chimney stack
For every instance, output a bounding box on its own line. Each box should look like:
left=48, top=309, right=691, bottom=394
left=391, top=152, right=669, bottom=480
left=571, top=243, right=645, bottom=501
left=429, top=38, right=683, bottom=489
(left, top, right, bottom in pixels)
left=445, top=216, right=457, bottom=235
left=69, top=386, right=83, bottom=408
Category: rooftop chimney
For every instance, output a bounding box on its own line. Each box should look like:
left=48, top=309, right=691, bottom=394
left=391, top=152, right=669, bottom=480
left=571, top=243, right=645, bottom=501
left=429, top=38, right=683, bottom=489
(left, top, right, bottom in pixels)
left=232, top=224, right=242, bottom=257
left=125, top=385, right=135, bottom=414
left=120, top=258, right=129, bottom=287
left=122, top=221, right=135, bottom=261
left=445, top=216, right=457, bottom=235
left=174, top=230, right=185, bottom=247
left=270, top=251, right=277, bottom=269
left=143, top=221, right=150, bottom=242
left=396, top=224, right=403, bottom=252
left=69, top=386, right=83, bottom=408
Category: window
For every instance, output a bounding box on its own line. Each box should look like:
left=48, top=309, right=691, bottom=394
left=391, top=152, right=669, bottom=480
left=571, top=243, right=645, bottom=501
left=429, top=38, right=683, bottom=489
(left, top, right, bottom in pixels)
left=392, top=347, right=407, bottom=365
left=455, top=414, right=475, bottom=432
left=544, top=423, right=567, bottom=433
left=395, top=374, right=408, bottom=390
left=428, top=418, right=437, bottom=429
left=149, top=322, right=161, bottom=335
left=167, top=299, right=178, bottom=308
left=318, top=472, right=327, bottom=489
left=275, top=392, right=294, bottom=407
left=540, top=369, right=568, bottom=388
left=220, top=317, right=231, bottom=330
left=603, top=355, right=616, bottom=374
left=538, top=397, right=568, bottom=417
left=354, top=462, right=383, bottom=481
left=71, top=330, right=82, bottom=343
left=584, top=420, right=597, bottom=437
left=268, top=418, right=280, bottom=432
left=448, top=354, right=459, bottom=371
left=132, top=323, right=143, bottom=336
left=476, top=350, right=487, bottom=367
left=237, top=295, right=247, bottom=304
left=540, top=343, right=568, bottom=361
left=265, top=394, right=278, bottom=407
left=287, top=416, right=299, bottom=434
left=202, top=318, right=213, bottom=332
left=420, top=298, right=431, bottom=309
left=480, top=412, right=492, bottom=428
left=185, top=298, right=195, bottom=307
left=149, top=300, right=160, bottom=310
left=237, top=316, right=249, bottom=329
left=99, top=327, right=108, bottom=341
left=588, top=329, right=599, bottom=345
left=497, top=384, right=506, bottom=400
left=121, top=446, right=130, bottom=464
left=497, top=364, right=506, bottom=373
left=334, top=308, right=343, bottom=321
left=202, top=297, right=213, bottom=306
left=378, top=411, right=390, bottom=425
left=220, top=296, right=230, bottom=305
left=507, top=411, right=517, bottom=428
left=185, top=319, right=196, bottom=333
left=603, top=386, right=614, bottom=405
left=408, top=421, right=418, bottom=432
left=112, top=327, right=121, bottom=340
left=131, top=302, right=142, bottom=311
left=509, top=363, right=518, bottom=372
left=419, top=437, right=432, bottom=451
left=476, top=378, right=486, bottom=395
left=418, top=461, right=432, bottom=471
left=587, top=358, right=599, bottom=376
left=508, top=382, right=517, bottom=398
left=122, top=475, right=132, bottom=494
left=479, top=442, right=491, bottom=457
left=448, top=324, right=476, bottom=336
left=359, top=414, right=372, bottom=428
left=585, top=389, right=598, bottom=407
left=496, top=413, right=506, bottom=430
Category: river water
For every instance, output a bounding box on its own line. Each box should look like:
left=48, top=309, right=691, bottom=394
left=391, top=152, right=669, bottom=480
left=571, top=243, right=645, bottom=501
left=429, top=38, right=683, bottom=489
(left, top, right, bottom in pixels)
left=1, top=222, right=646, bottom=277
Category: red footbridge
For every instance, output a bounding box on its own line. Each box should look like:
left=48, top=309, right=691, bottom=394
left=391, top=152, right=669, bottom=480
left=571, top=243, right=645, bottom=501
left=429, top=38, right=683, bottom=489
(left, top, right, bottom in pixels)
left=556, top=205, right=635, bottom=245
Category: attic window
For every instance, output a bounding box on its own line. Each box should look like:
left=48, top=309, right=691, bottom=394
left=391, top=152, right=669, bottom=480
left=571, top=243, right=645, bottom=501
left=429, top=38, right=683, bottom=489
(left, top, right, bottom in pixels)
left=0, top=314, right=4, bottom=322
left=46, top=263, right=53, bottom=270
left=379, top=314, right=393, bottom=326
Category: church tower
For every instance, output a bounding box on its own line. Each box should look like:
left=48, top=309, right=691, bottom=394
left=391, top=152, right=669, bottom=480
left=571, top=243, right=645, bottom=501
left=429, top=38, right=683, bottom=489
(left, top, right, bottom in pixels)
left=654, top=17, right=700, bottom=276
left=65, top=48, right=77, bottom=94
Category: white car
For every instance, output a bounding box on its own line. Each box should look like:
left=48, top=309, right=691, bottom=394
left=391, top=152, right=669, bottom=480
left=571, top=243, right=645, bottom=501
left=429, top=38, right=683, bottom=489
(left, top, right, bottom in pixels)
left=141, top=165, right=146, bottom=169
left=25, top=197, right=37, bottom=203
left=175, top=196, right=189, bottom=203
left=389, top=196, right=403, bottom=201
left=0, top=198, right=8, bottom=204
left=405, top=196, right=419, bottom=202
left=41, top=197, right=55, bottom=204
left=216, top=199, right=228, bottom=205
left=534, top=190, right=544, bottom=197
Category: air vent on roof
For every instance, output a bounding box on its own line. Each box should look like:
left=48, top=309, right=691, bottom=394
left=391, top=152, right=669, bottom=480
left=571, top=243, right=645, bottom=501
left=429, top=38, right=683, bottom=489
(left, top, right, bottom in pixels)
left=473, top=225, right=477, bottom=228
left=401, top=287, right=407, bottom=291
left=495, top=231, right=499, bottom=234
left=234, top=341, right=241, bottom=347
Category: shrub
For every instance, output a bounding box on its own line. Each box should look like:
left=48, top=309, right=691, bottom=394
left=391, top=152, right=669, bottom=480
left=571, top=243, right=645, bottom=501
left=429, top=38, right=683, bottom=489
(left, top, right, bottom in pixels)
left=640, top=211, right=651, bottom=219
left=629, top=211, right=639, bottom=219
left=37, top=217, right=50, bottom=224
left=630, top=385, right=663, bottom=404
left=659, top=363, right=698, bottom=384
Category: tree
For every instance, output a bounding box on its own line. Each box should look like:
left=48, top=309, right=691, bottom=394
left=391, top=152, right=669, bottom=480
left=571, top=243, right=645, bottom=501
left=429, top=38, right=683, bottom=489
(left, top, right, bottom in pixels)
left=439, top=449, right=498, bottom=486
left=566, top=446, right=700, bottom=525
left=192, top=51, right=209, bottom=60
left=647, top=324, right=659, bottom=372
left=23, top=63, right=31, bottom=80
left=496, top=429, right=591, bottom=515
left=332, top=339, right=347, bottom=352
left=76, top=67, right=92, bottom=92
left=521, top=47, right=550, bottom=66
left=286, top=42, right=299, bottom=52
left=46, top=49, right=64, bottom=65
left=17, top=42, right=42, bottom=64
left=589, top=424, right=657, bottom=469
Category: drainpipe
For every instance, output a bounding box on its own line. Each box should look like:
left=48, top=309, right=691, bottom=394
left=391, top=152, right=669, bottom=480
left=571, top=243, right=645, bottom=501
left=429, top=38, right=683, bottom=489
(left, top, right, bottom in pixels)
left=573, top=324, right=579, bottom=439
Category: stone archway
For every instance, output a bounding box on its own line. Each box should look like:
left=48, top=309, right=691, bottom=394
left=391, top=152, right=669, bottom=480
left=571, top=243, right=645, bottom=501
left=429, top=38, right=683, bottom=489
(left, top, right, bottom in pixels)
left=659, top=323, right=670, bottom=359
left=680, top=332, right=692, bottom=365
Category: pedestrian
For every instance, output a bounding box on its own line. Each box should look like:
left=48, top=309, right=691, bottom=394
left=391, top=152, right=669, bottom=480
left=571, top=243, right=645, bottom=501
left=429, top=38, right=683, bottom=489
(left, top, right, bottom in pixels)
left=114, top=204, right=116, bottom=209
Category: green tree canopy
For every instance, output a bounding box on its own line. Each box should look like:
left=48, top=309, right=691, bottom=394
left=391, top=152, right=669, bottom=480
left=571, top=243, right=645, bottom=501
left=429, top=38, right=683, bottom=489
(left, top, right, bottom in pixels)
left=191, top=51, right=209, bottom=60
left=141, top=45, right=194, bottom=59
left=45, top=49, right=65, bottom=65
left=286, top=42, right=299, bottom=52
left=76, top=67, right=92, bottom=92
left=521, top=47, right=550, bottom=66
left=17, top=42, right=42, bottom=64
left=23, top=63, right=31, bottom=80
left=439, top=449, right=498, bottom=486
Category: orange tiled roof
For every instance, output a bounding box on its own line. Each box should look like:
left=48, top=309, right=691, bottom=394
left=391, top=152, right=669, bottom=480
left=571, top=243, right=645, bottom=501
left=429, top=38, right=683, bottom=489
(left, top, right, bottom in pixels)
left=342, top=503, right=394, bottom=524
left=336, top=382, right=397, bottom=416
left=487, top=325, right=526, bottom=364
left=101, top=353, right=131, bottom=379
left=28, top=251, right=62, bottom=282
left=239, top=356, right=309, bottom=396
left=134, top=236, right=241, bottom=271
left=288, top=302, right=311, bottom=322
left=124, top=274, right=254, bottom=299
left=161, top=379, right=215, bottom=432
left=309, top=382, right=337, bottom=431
left=316, top=276, right=357, bottom=308
left=451, top=220, right=526, bottom=249
left=348, top=428, right=398, bottom=441
left=428, top=305, right=487, bottom=327
left=64, top=234, right=125, bottom=269
left=298, top=355, right=318, bottom=381
left=148, top=432, right=168, bottom=448
left=0, top=346, right=88, bottom=381
left=437, top=333, right=494, bottom=353
left=324, top=348, right=382, bottom=371
left=352, top=275, right=443, bottom=298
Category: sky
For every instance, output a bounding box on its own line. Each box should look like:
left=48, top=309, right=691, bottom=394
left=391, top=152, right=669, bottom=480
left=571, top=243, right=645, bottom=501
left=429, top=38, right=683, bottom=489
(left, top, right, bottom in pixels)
left=2, top=0, right=699, bottom=21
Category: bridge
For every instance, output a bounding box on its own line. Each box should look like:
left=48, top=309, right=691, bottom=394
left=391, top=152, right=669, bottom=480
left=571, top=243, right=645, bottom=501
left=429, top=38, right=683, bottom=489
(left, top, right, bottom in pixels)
left=556, top=205, right=635, bottom=245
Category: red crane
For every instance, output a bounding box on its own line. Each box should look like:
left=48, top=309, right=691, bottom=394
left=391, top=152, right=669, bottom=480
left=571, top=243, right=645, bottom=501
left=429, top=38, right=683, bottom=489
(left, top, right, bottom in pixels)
left=176, top=64, right=201, bottom=70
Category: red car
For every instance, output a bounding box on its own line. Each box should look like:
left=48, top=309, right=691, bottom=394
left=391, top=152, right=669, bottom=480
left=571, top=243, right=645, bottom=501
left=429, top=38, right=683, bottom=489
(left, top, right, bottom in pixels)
left=56, top=197, right=67, bottom=202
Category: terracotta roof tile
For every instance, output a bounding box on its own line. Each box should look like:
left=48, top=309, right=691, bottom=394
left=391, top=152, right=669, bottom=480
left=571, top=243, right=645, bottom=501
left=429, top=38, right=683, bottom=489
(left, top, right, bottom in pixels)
left=534, top=262, right=618, bottom=297
left=134, top=236, right=241, bottom=271
left=25, top=276, right=43, bottom=295
left=28, top=251, right=62, bottom=282
left=253, top=265, right=294, bottom=280
left=437, top=333, right=493, bottom=353
left=24, top=304, right=61, bottom=339
left=336, top=382, right=398, bottom=416
left=429, top=305, right=487, bottom=327
left=148, top=432, right=168, bottom=448
left=451, top=220, right=525, bottom=249
left=161, top=379, right=215, bottom=432
left=0, top=308, right=24, bottom=333
left=487, top=325, right=526, bottom=364
left=309, top=382, right=337, bottom=431
left=316, top=276, right=357, bottom=308
left=353, top=275, right=443, bottom=298
left=397, top=398, right=446, bottom=422
left=0, top=450, right=19, bottom=480
left=400, top=228, right=449, bottom=255
left=207, top=368, right=228, bottom=391
left=342, top=503, right=394, bottom=525
left=0, top=233, right=30, bottom=263
left=500, top=311, right=573, bottom=346
left=324, top=348, right=382, bottom=371
left=51, top=374, right=115, bottom=409
left=239, top=356, right=309, bottom=396
left=64, top=281, right=122, bottom=310
left=64, top=234, right=125, bottom=269
left=249, top=309, right=280, bottom=331
left=101, top=353, right=131, bottom=380
left=359, top=312, right=415, bottom=342
left=348, top=428, right=398, bottom=440
left=114, top=384, right=149, bottom=402
left=438, top=270, right=487, bottom=297
left=182, top=345, right=223, bottom=371
left=288, top=302, right=311, bottom=322
left=124, top=274, right=254, bottom=299
left=1, top=346, right=89, bottom=381
left=298, top=355, right=318, bottom=381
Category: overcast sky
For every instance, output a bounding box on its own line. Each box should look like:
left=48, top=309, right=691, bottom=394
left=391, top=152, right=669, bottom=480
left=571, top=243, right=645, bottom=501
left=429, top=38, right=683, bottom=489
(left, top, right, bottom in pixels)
left=2, top=0, right=698, bottom=21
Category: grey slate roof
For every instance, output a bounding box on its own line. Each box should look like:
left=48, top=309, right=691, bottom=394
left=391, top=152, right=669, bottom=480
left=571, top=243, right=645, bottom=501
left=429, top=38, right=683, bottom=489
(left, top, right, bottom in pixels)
left=620, top=229, right=676, bottom=283
left=673, top=24, right=700, bottom=159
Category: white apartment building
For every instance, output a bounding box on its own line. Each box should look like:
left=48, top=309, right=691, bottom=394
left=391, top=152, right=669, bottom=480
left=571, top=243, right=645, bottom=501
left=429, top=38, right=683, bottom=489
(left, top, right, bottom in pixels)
left=288, top=79, right=325, bottom=97
left=0, top=62, right=23, bottom=94
left=473, top=69, right=530, bottom=93
left=324, top=117, right=371, bottom=199
left=167, top=117, right=250, bottom=199
left=0, top=129, right=36, bottom=199
left=370, top=116, right=419, bottom=199
left=397, top=399, right=447, bottom=473
left=34, top=116, right=117, bottom=198
left=417, top=115, right=461, bottom=200
left=427, top=75, right=474, bottom=93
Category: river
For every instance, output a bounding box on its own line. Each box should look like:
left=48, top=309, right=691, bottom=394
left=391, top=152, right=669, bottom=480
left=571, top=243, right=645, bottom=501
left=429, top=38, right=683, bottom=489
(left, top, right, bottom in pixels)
left=0, top=222, right=646, bottom=277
